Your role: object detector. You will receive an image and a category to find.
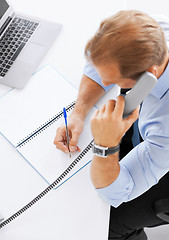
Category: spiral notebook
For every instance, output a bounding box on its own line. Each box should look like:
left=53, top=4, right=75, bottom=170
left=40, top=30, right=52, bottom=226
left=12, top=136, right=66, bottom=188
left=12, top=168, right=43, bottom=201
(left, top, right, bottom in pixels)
left=0, top=64, right=119, bottom=187
left=0, top=65, right=98, bottom=186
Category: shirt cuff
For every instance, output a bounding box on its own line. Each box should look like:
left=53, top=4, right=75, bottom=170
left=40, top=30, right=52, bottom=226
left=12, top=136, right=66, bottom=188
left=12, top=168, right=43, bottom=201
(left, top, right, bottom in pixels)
left=96, top=164, right=134, bottom=207
left=83, top=61, right=114, bottom=92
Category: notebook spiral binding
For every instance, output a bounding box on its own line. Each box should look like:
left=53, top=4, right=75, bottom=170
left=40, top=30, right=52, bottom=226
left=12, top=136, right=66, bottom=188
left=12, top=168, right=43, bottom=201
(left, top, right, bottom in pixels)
left=16, top=101, right=76, bottom=148
left=0, top=139, right=94, bottom=229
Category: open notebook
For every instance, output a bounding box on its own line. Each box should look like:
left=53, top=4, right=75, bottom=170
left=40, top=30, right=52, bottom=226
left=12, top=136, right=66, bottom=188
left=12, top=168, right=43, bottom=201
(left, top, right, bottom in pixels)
left=0, top=64, right=120, bottom=229
left=0, top=65, right=98, bottom=186
left=0, top=65, right=119, bottom=187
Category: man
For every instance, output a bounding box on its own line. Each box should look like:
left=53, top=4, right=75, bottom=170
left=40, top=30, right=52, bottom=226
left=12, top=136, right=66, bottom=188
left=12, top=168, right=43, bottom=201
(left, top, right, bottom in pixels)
left=54, top=10, right=169, bottom=239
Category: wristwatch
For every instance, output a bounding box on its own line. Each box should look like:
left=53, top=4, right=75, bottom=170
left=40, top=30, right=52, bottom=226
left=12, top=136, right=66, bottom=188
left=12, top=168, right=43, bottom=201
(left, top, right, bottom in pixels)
left=92, top=142, right=120, bottom=158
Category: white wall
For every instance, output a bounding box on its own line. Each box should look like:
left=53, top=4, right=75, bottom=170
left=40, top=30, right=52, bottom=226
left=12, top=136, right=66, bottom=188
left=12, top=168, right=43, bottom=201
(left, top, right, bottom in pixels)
left=127, top=0, right=169, bottom=15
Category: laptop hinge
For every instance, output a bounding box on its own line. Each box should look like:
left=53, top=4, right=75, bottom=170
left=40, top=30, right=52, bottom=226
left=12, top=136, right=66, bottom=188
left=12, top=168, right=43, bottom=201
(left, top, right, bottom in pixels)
left=0, top=16, right=12, bottom=37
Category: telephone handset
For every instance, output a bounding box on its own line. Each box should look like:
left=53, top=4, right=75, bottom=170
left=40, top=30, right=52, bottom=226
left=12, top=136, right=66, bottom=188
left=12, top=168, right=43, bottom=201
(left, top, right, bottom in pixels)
left=123, top=72, right=157, bottom=118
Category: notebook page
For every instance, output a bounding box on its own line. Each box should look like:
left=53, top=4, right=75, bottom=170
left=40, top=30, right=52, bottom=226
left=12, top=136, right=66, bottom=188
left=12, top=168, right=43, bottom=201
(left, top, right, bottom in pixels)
left=0, top=65, right=77, bottom=146
left=16, top=107, right=95, bottom=184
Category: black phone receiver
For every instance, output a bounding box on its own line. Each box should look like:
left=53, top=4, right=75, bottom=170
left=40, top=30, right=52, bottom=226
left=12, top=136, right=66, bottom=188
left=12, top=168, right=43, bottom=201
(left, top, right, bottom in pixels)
left=123, top=72, right=157, bottom=118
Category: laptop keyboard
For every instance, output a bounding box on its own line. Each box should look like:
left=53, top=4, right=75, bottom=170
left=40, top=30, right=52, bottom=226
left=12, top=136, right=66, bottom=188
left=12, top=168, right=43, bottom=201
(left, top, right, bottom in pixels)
left=0, top=17, right=39, bottom=78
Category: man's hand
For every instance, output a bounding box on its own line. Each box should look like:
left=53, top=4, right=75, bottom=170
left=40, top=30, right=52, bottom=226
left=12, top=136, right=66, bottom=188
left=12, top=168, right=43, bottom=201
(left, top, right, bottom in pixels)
left=90, top=95, right=139, bottom=188
left=91, top=95, right=139, bottom=148
left=54, top=74, right=105, bottom=154
left=54, top=113, right=84, bottom=153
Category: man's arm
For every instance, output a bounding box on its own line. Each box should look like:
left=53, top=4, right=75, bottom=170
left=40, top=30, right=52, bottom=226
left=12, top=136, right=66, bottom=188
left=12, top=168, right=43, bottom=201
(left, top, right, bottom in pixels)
left=90, top=96, right=139, bottom=188
left=72, top=74, right=105, bottom=120
left=54, top=74, right=105, bottom=153
left=90, top=92, right=169, bottom=208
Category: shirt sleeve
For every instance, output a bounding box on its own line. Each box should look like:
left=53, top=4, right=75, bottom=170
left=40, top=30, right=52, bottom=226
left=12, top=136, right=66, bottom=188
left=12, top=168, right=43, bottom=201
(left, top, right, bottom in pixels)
left=97, top=164, right=134, bottom=208
left=95, top=14, right=169, bottom=208
left=96, top=146, right=144, bottom=208
left=96, top=110, right=169, bottom=208
left=83, top=61, right=115, bottom=92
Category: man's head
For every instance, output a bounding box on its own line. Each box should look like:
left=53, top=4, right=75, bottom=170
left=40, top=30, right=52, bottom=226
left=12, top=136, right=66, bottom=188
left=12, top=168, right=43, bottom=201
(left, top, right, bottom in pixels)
left=85, top=10, right=168, bottom=87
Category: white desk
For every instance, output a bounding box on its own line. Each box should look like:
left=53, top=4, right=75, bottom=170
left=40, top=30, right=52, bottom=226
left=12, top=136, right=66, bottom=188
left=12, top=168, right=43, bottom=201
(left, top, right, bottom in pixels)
left=0, top=133, right=110, bottom=240
left=0, top=0, right=126, bottom=239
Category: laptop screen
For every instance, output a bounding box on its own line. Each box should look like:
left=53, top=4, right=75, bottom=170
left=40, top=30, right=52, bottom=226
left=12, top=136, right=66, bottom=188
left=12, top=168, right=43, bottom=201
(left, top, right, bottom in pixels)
left=0, top=0, right=9, bottom=19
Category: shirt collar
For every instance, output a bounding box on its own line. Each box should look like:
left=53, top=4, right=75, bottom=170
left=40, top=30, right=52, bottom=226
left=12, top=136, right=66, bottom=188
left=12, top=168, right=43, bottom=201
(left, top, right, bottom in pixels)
left=151, top=60, right=169, bottom=99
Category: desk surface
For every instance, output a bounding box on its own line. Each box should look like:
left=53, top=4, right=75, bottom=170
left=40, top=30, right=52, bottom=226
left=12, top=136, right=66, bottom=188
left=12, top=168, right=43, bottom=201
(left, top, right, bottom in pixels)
left=0, top=133, right=110, bottom=240
left=0, top=0, right=126, bottom=239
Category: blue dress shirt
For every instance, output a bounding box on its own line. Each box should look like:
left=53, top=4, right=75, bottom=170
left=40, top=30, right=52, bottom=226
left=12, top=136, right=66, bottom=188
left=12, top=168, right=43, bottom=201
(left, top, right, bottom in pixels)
left=84, top=15, right=169, bottom=207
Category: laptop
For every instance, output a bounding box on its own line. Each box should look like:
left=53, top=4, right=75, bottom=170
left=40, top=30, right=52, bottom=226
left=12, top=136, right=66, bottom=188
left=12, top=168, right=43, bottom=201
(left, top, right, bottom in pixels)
left=0, top=0, right=62, bottom=89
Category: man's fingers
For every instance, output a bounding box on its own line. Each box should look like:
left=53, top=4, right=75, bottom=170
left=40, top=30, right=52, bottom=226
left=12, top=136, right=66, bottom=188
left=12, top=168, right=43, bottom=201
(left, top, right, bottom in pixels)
left=54, top=140, right=69, bottom=153
left=69, top=130, right=81, bottom=153
left=92, top=109, right=99, bottom=118
left=54, top=127, right=70, bottom=153
left=97, top=104, right=106, bottom=118
left=105, top=100, right=116, bottom=113
left=114, top=95, right=125, bottom=117
left=125, top=106, right=140, bottom=129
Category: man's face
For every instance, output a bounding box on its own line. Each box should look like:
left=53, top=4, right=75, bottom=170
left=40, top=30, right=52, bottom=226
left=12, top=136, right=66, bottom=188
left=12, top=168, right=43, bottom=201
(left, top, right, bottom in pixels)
left=95, top=63, right=137, bottom=89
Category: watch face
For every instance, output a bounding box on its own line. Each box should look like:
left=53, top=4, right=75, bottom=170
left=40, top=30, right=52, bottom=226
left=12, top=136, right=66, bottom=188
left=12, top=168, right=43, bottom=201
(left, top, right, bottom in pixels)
left=93, top=146, right=105, bottom=156
left=92, top=145, right=108, bottom=158
left=95, top=148, right=104, bottom=155
left=93, top=143, right=119, bottom=158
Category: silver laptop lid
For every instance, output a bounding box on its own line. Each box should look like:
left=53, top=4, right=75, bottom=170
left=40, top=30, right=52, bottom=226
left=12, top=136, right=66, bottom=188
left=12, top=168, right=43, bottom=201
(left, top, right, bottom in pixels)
left=0, top=0, right=13, bottom=30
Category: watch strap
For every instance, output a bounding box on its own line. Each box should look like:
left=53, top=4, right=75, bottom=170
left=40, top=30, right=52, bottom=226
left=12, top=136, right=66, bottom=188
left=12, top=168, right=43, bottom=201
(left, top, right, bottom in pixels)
left=105, top=144, right=120, bottom=155
left=92, top=143, right=120, bottom=157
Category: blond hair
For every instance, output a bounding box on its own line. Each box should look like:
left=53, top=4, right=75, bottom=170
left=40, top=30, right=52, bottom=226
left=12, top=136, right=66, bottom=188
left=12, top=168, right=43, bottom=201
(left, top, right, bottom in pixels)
left=85, top=10, right=168, bottom=79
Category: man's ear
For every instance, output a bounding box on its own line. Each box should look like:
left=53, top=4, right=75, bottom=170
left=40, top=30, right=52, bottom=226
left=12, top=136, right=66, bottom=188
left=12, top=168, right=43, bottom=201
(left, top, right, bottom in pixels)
left=147, top=66, right=158, bottom=78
